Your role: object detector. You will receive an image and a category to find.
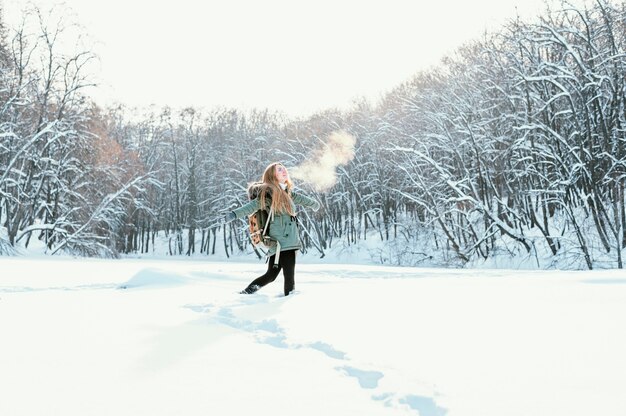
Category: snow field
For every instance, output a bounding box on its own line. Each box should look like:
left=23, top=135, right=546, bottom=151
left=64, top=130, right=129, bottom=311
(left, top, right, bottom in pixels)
left=1, top=257, right=625, bottom=416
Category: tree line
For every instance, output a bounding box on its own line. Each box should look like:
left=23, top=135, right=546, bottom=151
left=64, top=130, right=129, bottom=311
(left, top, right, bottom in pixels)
left=1, top=0, right=625, bottom=268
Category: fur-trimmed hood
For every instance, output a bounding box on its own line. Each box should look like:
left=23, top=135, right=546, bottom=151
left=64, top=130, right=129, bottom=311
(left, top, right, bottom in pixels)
left=247, top=182, right=289, bottom=200
left=247, top=182, right=267, bottom=200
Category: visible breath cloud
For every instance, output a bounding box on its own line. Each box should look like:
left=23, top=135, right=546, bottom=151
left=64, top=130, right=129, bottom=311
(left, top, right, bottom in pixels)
left=290, top=130, right=356, bottom=192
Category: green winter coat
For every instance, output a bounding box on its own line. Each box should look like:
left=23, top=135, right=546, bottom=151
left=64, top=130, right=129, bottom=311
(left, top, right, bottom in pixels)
left=231, top=188, right=320, bottom=256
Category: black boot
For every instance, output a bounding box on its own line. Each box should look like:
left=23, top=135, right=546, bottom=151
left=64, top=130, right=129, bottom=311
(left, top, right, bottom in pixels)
left=240, top=284, right=261, bottom=294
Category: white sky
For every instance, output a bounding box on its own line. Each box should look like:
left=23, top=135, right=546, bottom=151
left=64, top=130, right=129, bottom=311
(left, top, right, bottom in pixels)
left=4, top=0, right=551, bottom=117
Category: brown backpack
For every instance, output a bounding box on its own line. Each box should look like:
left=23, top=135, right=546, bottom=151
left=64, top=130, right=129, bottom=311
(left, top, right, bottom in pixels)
left=248, top=208, right=272, bottom=248
left=246, top=182, right=276, bottom=250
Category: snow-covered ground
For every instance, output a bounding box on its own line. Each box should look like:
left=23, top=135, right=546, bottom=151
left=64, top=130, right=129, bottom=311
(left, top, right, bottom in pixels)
left=1, top=256, right=625, bottom=416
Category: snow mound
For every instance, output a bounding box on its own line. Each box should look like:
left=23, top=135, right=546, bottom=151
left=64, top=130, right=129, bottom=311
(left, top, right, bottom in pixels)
left=117, top=269, right=189, bottom=289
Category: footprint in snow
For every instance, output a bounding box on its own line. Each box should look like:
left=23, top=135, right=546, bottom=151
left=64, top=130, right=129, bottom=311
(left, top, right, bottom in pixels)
left=187, top=300, right=448, bottom=415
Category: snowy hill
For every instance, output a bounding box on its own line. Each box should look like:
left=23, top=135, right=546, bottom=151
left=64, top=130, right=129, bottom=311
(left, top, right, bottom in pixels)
left=1, top=257, right=625, bottom=416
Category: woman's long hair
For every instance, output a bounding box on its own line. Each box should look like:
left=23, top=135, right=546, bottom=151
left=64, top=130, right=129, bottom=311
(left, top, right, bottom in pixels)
left=259, top=162, right=295, bottom=215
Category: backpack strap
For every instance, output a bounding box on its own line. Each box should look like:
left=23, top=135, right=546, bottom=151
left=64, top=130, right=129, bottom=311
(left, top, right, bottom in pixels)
left=263, top=207, right=273, bottom=237
left=264, top=207, right=282, bottom=268
left=273, top=240, right=281, bottom=268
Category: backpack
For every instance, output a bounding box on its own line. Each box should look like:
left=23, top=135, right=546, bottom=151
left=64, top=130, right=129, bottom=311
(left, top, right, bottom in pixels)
left=247, top=182, right=276, bottom=250
left=248, top=208, right=273, bottom=248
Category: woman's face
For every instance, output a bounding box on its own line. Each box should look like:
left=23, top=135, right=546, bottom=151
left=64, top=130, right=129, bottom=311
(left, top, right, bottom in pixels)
left=275, top=164, right=289, bottom=184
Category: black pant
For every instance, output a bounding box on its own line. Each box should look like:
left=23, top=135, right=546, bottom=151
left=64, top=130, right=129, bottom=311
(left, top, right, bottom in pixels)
left=245, top=249, right=297, bottom=296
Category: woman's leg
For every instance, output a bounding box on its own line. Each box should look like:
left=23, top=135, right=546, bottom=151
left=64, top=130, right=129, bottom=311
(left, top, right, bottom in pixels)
left=280, top=250, right=297, bottom=296
left=241, top=250, right=297, bottom=295
left=241, top=254, right=282, bottom=294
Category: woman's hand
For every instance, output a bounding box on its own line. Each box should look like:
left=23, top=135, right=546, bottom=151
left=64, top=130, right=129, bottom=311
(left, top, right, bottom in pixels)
left=224, top=211, right=236, bottom=223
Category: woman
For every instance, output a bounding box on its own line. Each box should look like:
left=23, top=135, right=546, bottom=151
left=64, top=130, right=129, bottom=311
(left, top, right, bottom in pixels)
left=224, top=162, right=320, bottom=296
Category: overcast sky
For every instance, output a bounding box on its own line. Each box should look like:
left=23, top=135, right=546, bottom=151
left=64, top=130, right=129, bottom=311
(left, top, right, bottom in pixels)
left=5, top=0, right=554, bottom=117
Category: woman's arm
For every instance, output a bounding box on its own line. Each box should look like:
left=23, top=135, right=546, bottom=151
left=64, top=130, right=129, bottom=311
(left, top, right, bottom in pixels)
left=291, top=192, right=320, bottom=211
left=231, top=198, right=262, bottom=219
